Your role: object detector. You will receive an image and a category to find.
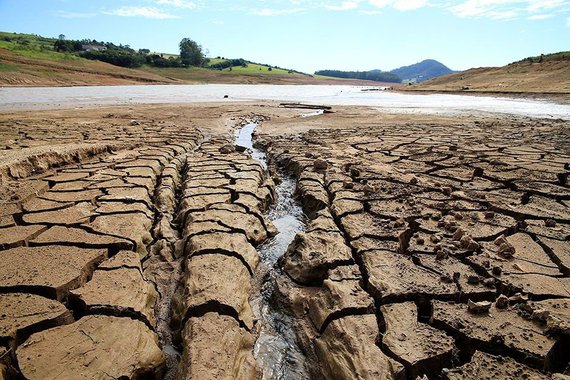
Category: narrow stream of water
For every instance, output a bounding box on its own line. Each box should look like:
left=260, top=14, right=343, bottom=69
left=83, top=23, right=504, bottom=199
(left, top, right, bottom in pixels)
left=235, top=123, right=310, bottom=380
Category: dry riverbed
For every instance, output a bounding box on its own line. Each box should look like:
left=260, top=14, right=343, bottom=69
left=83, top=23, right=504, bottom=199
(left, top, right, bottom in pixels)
left=0, top=102, right=569, bottom=379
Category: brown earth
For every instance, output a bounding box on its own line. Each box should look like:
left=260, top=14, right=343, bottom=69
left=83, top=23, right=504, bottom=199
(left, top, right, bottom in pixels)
left=0, top=48, right=384, bottom=87
left=404, top=59, right=570, bottom=101
left=0, top=102, right=568, bottom=379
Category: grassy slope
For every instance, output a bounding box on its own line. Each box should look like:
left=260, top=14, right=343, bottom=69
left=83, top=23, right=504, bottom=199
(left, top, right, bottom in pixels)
left=0, top=31, right=390, bottom=86
left=407, top=51, right=570, bottom=94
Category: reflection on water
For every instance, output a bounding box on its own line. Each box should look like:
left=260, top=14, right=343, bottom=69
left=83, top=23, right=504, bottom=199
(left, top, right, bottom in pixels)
left=235, top=123, right=309, bottom=380
left=235, top=123, right=267, bottom=169
left=2, top=84, right=569, bottom=120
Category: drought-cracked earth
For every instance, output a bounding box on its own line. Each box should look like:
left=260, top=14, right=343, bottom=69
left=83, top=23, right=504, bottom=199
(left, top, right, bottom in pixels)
left=0, top=104, right=568, bottom=380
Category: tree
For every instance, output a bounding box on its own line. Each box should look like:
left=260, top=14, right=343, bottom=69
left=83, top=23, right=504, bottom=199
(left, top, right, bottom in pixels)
left=179, top=38, right=205, bottom=67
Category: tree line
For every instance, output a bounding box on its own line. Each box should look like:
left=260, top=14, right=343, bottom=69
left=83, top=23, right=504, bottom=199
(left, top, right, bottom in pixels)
left=50, top=37, right=217, bottom=69
left=315, top=69, right=401, bottom=83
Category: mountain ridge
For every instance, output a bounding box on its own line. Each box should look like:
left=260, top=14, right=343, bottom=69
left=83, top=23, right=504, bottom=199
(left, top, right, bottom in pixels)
left=314, top=59, right=454, bottom=83
left=390, top=59, right=454, bottom=83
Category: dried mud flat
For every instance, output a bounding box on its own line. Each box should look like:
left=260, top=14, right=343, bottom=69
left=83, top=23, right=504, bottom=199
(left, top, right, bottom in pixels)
left=0, top=103, right=569, bottom=380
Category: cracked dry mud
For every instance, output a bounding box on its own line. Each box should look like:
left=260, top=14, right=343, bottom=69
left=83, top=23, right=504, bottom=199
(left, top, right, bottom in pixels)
left=0, top=104, right=569, bottom=380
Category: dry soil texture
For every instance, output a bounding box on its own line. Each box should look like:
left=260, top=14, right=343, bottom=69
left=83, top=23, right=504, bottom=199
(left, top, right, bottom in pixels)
left=0, top=103, right=568, bottom=380
left=406, top=59, right=570, bottom=101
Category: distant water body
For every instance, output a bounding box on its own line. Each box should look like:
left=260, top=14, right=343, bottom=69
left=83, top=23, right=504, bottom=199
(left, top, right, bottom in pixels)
left=1, top=84, right=569, bottom=119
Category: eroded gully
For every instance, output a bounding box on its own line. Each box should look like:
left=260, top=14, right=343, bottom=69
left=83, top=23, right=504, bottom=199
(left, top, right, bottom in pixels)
left=235, top=123, right=311, bottom=380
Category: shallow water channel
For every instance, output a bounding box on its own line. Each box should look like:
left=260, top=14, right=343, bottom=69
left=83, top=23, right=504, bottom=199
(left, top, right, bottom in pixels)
left=235, top=124, right=310, bottom=380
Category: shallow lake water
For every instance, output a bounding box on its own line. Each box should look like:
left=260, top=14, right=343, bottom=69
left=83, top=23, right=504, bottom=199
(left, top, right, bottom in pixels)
left=1, top=84, right=569, bottom=119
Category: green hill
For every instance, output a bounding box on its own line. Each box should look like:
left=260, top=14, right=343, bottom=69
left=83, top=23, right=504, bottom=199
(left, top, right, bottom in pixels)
left=390, top=59, right=454, bottom=83
left=313, top=69, right=402, bottom=83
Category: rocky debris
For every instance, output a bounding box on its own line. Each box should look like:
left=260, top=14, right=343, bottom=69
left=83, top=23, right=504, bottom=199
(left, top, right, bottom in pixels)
left=545, top=219, right=557, bottom=228
left=381, top=302, right=454, bottom=377
left=281, top=229, right=353, bottom=284
left=219, top=144, right=235, bottom=154
left=315, top=315, right=405, bottom=380
left=466, top=233, right=568, bottom=297
left=443, top=351, right=549, bottom=379
left=467, top=300, right=492, bottom=314
left=417, top=254, right=494, bottom=297
left=495, top=294, right=509, bottom=309
left=259, top=118, right=570, bottom=379
left=526, top=298, right=570, bottom=337
left=313, top=158, right=328, bottom=171
left=177, top=312, right=260, bottom=380
left=16, top=315, right=165, bottom=380
left=494, top=235, right=516, bottom=259
left=0, top=293, right=73, bottom=347
left=341, top=213, right=408, bottom=241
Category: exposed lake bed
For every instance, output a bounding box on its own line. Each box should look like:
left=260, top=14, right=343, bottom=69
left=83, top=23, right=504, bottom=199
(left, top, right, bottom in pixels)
left=0, top=91, right=568, bottom=379
left=2, top=84, right=570, bottom=120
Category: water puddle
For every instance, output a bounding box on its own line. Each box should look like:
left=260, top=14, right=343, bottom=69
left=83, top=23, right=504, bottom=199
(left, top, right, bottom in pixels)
left=300, top=110, right=324, bottom=118
left=235, top=123, right=310, bottom=380
left=235, top=123, right=267, bottom=168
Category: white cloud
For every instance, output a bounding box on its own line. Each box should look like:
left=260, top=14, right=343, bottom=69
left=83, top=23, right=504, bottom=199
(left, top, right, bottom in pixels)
left=369, top=0, right=428, bottom=11
left=526, top=0, right=565, bottom=12
left=393, top=0, right=428, bottom=10
left=52, top=10, right=96, bottom=18
left=325, top=1, right=360, bottom=10
left=155, top=0, right=200, bottom=9
left=449, top=0, right=570, bottom=20
left=528, top=13, right=554, bottom=18
left=361, top=9, right=384, bottom=13
left=567, top=15, right=570, bottom=25
left=252, top=8, right=305, bottom=16
left=103, top=6, right=179, bottom=19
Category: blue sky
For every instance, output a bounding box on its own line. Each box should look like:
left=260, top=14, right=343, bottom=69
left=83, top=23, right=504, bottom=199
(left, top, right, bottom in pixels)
left=1, top=0, right=569, bottom=73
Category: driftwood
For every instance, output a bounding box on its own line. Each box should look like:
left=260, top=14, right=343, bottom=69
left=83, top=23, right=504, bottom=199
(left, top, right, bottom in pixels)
left=279, top=103, right=332, bottom=110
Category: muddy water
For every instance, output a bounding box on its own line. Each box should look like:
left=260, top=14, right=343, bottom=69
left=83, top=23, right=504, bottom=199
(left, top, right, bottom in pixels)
left=235, top=124, right=310, bottom=380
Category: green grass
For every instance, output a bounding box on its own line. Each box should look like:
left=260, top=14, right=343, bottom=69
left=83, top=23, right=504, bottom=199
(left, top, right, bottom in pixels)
left=0, top=32, right=81, bottom=61
left=221, top=63, right=302, bottom=75
left=512, top=51, right=570, bottom=65
left=206, top=57, right=309, bottom=76
left=207, top=58, right=226, bottom=66
left=0, top=61, right=18, bottom=72
left=0, top=30, right=316, bottom=81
